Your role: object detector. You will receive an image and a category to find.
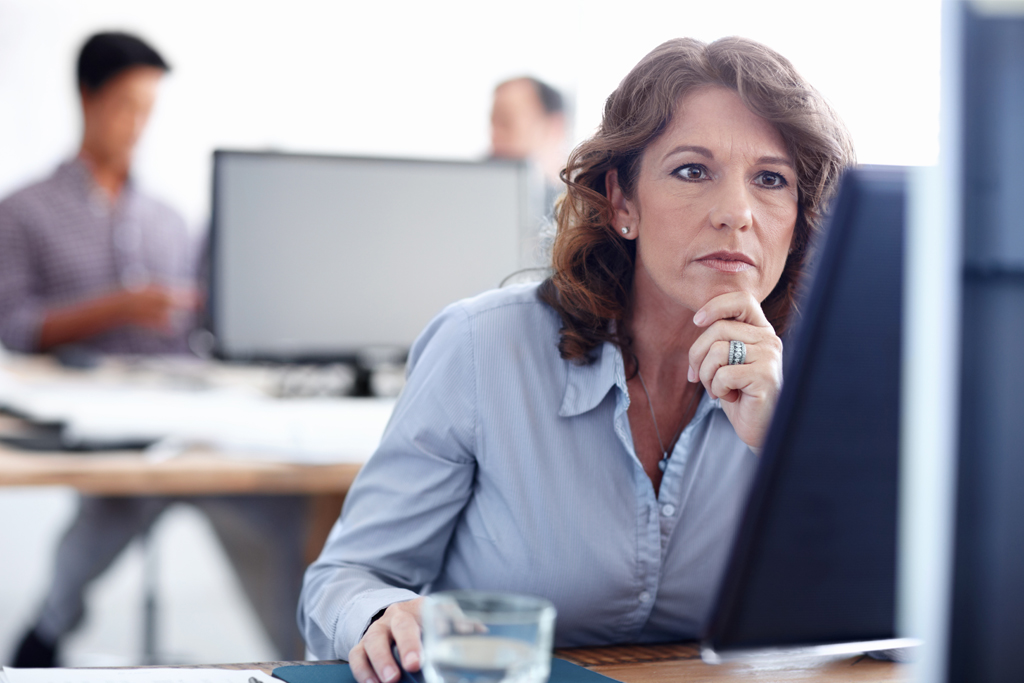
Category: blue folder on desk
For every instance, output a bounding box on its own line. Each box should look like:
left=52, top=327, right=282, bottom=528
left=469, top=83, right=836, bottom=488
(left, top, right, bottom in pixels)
left=272, top=658, right=615, bottom=683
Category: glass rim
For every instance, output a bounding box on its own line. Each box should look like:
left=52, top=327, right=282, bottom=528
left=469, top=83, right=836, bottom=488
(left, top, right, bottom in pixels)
left=426, top=589, right=556, bottom=615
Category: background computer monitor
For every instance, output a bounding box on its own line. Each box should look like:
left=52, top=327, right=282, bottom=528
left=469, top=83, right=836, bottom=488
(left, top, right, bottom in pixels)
left=702, top=166, right=906, bottom=657
left=208, top=151, right=543, bottom=362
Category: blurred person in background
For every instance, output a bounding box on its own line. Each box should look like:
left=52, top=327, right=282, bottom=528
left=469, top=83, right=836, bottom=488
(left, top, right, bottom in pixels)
left=1, top=32, right=306, bottom=665
left=490, top=76, right=568, bottom=214
left=0, top=34, right=196, bottom=355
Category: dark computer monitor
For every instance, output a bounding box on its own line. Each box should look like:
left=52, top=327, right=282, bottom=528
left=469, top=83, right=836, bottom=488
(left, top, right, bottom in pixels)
left=946, top=6, right=1024, bottom=682
left=207, top=151, right=544, bottom=363
left=701, top=166, right=911, bottom=660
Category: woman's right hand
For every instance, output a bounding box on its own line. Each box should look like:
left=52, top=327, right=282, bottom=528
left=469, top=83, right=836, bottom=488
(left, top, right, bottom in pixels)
left=349, top=597, right=425, bottom=683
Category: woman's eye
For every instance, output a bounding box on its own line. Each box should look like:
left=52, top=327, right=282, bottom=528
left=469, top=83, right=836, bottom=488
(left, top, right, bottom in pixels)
left=674, top=164, right=708, bottom=181
left=756, top=171, right=788, bottom=188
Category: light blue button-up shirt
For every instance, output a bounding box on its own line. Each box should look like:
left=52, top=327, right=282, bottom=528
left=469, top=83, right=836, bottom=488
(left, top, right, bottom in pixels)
left=299, top=283, right=758, bottom=659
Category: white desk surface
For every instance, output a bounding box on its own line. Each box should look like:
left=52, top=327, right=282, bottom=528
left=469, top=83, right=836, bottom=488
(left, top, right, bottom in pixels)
left=0, top=354, right=383, bottom=496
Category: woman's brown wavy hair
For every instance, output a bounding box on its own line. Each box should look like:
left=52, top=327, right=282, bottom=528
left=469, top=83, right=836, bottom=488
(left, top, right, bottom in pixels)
left=538, top=37, right=855, bottom=365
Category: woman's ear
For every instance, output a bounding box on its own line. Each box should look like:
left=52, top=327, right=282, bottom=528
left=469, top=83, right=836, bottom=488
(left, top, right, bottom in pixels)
left=606, top=168, right=638, bottom=239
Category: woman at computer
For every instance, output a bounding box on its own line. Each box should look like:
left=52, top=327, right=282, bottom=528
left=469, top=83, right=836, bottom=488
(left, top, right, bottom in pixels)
left=299, top=36, right=854, bottom=681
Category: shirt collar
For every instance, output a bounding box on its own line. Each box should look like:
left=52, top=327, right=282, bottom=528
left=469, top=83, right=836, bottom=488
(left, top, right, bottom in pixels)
left=559, top=340, right=724, bottom=419
left=559, top=341, right=627, bottom=417
left=57, top=157, right=136, bottom=206
left=55, top=158, right=93, bottom=195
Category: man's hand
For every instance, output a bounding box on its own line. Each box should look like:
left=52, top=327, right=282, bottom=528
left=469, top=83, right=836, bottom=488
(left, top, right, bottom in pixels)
left=38, top=285, right=199, bottom=350
left=116, top=285, right=199, bottom=331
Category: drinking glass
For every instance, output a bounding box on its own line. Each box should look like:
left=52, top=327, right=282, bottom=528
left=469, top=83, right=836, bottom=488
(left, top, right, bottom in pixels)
left=421, top=590, right=556, bottom=683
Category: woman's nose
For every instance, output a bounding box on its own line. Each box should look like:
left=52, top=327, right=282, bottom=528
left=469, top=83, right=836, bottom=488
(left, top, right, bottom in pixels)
left=709, top=177, right=753, bottom=231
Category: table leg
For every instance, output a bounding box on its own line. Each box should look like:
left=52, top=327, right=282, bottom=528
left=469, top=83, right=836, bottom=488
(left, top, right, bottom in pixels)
left=142, top=527, right=159, bottom=665
left=305, top=494, right=347, bottom=567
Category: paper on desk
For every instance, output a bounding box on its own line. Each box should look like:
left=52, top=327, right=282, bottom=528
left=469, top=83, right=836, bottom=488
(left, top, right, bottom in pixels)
left=62, top=393, right=396, bottom=464
left=139, top=396, right=397, bottom=465
left=0, top=366, right=396, bottom=464
left=0, top=667, right=275, bottom=683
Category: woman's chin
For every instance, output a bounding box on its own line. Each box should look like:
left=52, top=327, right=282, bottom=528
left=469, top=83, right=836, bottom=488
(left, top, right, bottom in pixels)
left=638, top=268, right=766, bottom=315
left=676, top=277, right=763, bottom=311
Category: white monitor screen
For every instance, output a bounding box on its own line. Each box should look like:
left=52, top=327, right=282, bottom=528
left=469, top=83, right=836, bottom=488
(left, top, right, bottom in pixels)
left=210, top=151, right=543, bottom=360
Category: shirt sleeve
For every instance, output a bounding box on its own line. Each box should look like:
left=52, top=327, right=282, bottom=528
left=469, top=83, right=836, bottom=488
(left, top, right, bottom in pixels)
left=298, top=301, right=479, bottom=660
left=0, top=199, right=45, bottom=352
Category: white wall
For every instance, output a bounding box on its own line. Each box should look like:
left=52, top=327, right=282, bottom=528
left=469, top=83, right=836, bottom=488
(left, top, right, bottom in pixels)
left=0, top=0, right=940, bottom=231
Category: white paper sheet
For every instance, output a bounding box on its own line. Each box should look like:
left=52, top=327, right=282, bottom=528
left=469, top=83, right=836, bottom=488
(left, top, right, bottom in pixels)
left=0, top=362, right=395, bottom=464
left=0, top=667, right=276, bottom=683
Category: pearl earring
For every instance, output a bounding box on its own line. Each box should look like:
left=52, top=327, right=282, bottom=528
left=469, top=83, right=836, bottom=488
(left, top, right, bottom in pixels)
left=621, top=226, right=629, bottom=235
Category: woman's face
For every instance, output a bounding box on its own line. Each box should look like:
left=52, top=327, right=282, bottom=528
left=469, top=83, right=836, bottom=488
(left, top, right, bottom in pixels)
left=612, top=85, right=799, bottom=316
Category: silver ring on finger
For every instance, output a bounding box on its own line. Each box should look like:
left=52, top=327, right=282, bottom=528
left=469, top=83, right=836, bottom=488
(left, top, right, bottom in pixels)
left=728, top=340, right=747, bottom=365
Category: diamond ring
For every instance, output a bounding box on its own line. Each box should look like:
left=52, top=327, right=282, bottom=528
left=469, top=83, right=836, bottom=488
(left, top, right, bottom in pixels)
left=728, top=340, right=747, bottom=365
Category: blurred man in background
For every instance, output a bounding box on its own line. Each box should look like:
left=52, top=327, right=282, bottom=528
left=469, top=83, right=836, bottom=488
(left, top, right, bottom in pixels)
left=1, top=32, right=305, bottom=666
left=0, top=36, right=196, bottom=354
left=489, top=76, right=568, bottom=213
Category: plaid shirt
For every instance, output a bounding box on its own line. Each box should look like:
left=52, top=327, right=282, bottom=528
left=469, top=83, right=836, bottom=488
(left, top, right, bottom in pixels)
left=0, top=159, right=196, bottom=353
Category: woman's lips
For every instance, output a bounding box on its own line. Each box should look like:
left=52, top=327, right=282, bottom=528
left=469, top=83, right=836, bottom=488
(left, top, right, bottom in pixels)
left=695, top=251, right=755, bottom=273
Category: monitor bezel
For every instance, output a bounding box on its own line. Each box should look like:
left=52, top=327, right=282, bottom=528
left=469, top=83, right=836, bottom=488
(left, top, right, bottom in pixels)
left=204, top=149, right=538, bottom=365
left=700, top=165, right=907, bottom=657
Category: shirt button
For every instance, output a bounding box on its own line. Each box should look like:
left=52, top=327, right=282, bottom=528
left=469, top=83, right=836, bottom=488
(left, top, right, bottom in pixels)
left=638, top=591, right=651, bottom=603
left=661, top=504, right=676, bottom=517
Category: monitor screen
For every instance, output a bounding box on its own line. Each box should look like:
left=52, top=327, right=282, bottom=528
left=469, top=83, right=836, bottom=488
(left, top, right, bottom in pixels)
left=702, top=166, right=905, bottom=655
left=208, top=151, right=543, bottom=361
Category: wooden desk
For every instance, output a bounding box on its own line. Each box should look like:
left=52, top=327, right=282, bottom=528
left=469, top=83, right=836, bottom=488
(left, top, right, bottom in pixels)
left=556, top=643, right=908, bottom=682
left=0, top=355, right=372, bottom=496
left=0, top=355, right=371, bottom=558
left=201, top=643, right=909, bottom=682
left=0, top=432, right=361, bottom=496
left=0, top=435, right=358, bottom=567
left=0, top=436, right=358, bottom=568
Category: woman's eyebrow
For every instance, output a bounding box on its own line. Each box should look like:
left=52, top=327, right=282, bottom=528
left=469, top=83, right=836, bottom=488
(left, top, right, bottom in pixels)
left=661, top=146, right=794, bottom=169
left=756, top=155, right=795, bottom=168
left=662, top=145, right=713, bottom=162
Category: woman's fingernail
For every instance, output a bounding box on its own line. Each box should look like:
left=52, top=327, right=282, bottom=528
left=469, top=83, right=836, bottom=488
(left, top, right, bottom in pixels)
left=687, top=366, right=695, bottom=382
left=383, top=667, right=397, bottom=682
left=405, top=652, right=420, bottom=669
left=693, top=310, right=706, bottom=325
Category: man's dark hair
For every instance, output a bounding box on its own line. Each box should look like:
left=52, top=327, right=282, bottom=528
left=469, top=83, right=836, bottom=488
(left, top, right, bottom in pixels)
left=499, top=76, right=564, bottom=116
left=77, top=32, right=169, bottom=93
left=526, top=77, right=564, bottom=116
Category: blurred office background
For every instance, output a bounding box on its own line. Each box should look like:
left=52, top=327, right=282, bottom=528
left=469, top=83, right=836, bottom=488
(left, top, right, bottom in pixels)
left=0, top=0, right=941, bottom=666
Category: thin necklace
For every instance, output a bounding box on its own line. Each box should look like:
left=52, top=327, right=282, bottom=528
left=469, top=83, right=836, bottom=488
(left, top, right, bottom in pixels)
left=636, top=369, right=702, bottom=472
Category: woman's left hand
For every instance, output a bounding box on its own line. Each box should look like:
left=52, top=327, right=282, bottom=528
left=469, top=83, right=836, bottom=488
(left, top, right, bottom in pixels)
left=688, top=291, right=784, bottom=451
